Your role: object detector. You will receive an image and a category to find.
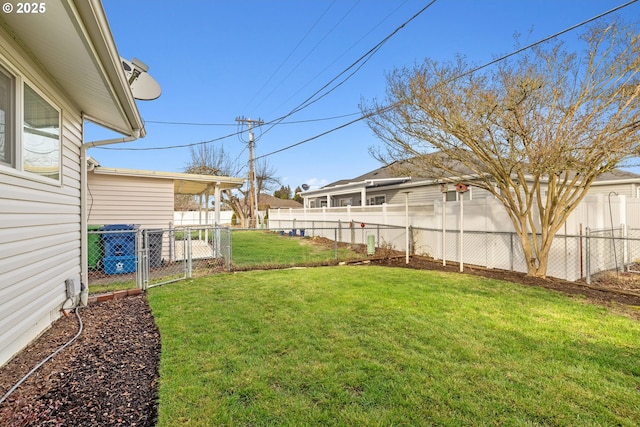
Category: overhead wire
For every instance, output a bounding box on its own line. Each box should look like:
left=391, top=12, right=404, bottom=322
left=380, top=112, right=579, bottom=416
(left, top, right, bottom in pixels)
left=271, top=0, right=412, bottom=116
left=261, top=0, right=363, bottom=117
left=255, top=0, right=638, bottom=161
left=246, top=0, right=337, bottom=113
left=145, top=120, right=236, bottom=126
left=257, top=0, right=438, bottom=138
left=94, top=129, right=243, bottom=151
left=143, top=113, right=360, bottom=126
left=95, top=0, right=435, bottom=152
left=96, top=0, right=636, bottom=155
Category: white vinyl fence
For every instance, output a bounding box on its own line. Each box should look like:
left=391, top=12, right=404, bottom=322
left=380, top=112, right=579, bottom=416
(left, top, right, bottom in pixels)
left=174, top=211, right=235, bottom=226
left=269, top=194, right=640, bottom=281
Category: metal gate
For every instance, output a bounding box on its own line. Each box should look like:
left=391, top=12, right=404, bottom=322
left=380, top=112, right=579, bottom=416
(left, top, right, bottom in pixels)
left=87, top=226, right=231, bottom=290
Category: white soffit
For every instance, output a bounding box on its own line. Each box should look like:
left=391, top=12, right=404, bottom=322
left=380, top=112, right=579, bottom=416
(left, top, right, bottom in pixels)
left=0, top=0, right=142, bottom=136
left=93, top=167, right=245, bottom=195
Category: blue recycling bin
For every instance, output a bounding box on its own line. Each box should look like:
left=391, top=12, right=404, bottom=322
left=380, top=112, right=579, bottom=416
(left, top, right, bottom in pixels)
left=100, top=224, right=139, bottom=274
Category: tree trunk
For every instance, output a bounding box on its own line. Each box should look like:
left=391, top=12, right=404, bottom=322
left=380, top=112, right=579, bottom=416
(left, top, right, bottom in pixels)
left=516, top=228, right=555, bottom=278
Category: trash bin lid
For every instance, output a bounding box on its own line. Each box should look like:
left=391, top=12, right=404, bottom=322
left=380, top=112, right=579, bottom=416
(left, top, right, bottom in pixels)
left=88, top=224, right=102, bottom=231
left=100, top=224, right=139, bottom=231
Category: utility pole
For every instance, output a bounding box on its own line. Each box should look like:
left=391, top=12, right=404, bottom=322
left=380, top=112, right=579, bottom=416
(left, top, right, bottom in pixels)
left=235, top=116, right=264, bottom=228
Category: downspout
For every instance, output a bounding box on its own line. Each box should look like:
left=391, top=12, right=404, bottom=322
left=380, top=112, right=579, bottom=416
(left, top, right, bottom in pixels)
left=80, top=117, right=141, bottom=295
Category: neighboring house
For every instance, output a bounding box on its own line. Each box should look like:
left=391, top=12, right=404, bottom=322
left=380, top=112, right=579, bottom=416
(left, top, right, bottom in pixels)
left=302, top=162, right=640, bottom=208
left=302, top=162, right=490, bottom=208
left=0, top=1, right=145, bottom=367
left=88, top=160, right=245, bottom=229
left=259, top=193, right=303, bottom=210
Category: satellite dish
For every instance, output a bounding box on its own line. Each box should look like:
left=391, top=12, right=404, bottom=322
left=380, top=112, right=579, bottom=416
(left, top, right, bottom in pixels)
left=121, top=57, right=161, bottom=100
left=301, top=184, right=310, bottom=191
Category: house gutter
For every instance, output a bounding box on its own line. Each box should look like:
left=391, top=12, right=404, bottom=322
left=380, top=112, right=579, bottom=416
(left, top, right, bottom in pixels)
left=79, top=122, right=141, bottom=296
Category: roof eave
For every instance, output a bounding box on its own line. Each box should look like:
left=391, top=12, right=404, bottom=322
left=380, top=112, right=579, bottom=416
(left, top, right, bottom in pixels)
left=72, top=0, right=144, bottom=137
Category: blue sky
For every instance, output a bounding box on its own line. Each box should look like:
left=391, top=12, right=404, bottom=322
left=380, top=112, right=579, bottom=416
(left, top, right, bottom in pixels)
left=86, top=0, right=638, bottom=192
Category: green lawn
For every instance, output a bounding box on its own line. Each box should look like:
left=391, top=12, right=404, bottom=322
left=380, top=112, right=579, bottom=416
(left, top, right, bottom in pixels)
left=231, top=230, right=362, bottom=268
left=148, top=266, right=640, bottom=426
left=88, top=279, right=136, bottom=295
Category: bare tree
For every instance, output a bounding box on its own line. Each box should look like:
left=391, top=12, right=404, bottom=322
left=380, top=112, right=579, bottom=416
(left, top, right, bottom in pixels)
left=363, top=20, right=640, bottom=278
left=181, top=144, right=246, bottom=223
left=255, top=159, right=279, bottom=198
left=174, top=194, right=200, bottom=211
left=183, top=144, right=280, bottom=227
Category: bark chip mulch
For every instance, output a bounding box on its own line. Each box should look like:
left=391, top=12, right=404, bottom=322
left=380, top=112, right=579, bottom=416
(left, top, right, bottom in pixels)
left=0, top=294, right=159, bottom=427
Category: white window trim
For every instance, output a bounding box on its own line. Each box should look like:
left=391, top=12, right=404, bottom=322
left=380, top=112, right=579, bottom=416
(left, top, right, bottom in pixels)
left=339, top=197, right=352, bottom=207
left=447, top=188, right=473, bottom=201
left=0, top=54, right=62, bottom=186
left=368, top=195, right=386, bottom=205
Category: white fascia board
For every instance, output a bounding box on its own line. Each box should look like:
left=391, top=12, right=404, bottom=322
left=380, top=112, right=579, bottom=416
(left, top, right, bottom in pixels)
left=71, top=0, right=145, bottom=137
left=92, top=166, right=245, bottom=186
left=303, top=177, right=412, bottom=198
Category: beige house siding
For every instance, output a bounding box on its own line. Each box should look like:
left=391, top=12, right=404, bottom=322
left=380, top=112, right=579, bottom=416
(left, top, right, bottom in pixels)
left=87, top=173, right=174, bottom=229
left=0, top=30, right=83, bottom=367
left=316, top=182, right=495, bottom=208
left=587, top=182, right=635, bottom=198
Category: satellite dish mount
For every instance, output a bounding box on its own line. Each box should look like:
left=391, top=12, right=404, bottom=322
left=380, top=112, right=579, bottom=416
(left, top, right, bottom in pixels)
left=121, top=57, right=161, bottom=100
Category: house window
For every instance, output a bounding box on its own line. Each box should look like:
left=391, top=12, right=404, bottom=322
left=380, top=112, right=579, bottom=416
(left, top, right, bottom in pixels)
left=0, top=64, right=13, bottom=167
left=368, top=195, right=386, bottom=205
left=0, top=58, right=61, bottom=183
left=446, top=189, right=472, bottom=201
left=23, top=84, right=60, bottom=181
left=339, top=198, right=352, bottom=207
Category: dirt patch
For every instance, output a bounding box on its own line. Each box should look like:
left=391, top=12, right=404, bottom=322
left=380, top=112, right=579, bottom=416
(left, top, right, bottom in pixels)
left=0, top=295, right=159, bottom=427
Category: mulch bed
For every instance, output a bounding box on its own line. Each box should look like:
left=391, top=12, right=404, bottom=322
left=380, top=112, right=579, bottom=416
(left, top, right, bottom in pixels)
left=0, top=256, right=639, bottom=426
left=0, top=295, right=159, bottom=427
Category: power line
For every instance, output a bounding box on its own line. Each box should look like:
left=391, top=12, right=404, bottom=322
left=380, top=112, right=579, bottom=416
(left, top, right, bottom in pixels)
left=259, top=0, right=362, bottom=116
left=93, top=129, right=242, bottom=151
left=145, top=120, right=236, bottom=126
left=257, top=0, right=438, bottom=138
left=143, top=112, right=360, bottom=127
left=97, top=0, right=636, bottom=154
left=277, top=1, right=437, bottom=120
left=255, top=0, right=638, bottom=160
left=269, top=0, right=412, bottom=117
left=245, top=0, right=337, bottom=112
left=98, top=1, right=437, bottom=153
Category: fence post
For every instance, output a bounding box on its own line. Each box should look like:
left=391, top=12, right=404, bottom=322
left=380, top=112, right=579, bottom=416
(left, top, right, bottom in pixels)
left=187, top=228, right=193, bottom=279
left=623, top=224, right=628, bottom=270
left=169, top=222, right=174, bottom=263
left=350, top=221, right=355, bottom=246
left=409, top=225, right=414, bottom=256
left=510, top=233, right=514, bottom=272
left=226, top=227, right=232, bottom=271
left=136, top=229, right=146, bottom=290
left=334, top=228, right=338, bottom=260
left=585, top=227, right=591, bottom=285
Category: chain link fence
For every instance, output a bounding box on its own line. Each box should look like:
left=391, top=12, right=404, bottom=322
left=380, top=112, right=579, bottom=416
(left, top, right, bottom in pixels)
left=270, top=219, right=640, bottom=282
left=87, top=222, right=640, bottom=289
left=87, top=225, right=231, bottom=290
left=586, top=226, right=640, bottom=281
